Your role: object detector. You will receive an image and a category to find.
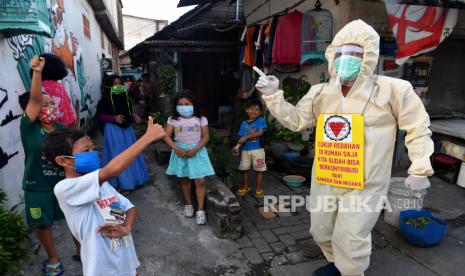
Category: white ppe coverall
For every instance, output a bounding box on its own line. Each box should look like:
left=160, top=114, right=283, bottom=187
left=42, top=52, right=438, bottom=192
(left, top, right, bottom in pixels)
left=261, top=20, right=434, bottom=275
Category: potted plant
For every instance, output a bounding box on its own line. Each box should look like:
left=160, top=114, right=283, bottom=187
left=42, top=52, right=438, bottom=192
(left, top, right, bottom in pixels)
left=206, top=128, right=236, bottom=186
left=0, top=190, right=29, bottom=275
left=149, top=112, right=171, bottom=165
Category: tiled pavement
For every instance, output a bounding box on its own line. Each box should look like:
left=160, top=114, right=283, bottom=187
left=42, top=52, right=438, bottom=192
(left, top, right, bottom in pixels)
left=233, top=167, right=465, bottom=276
left=234, top=170, right=323, bottom=266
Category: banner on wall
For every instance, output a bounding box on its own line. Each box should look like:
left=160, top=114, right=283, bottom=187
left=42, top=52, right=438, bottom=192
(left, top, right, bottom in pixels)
left=385, top=4, right=458, bottom=65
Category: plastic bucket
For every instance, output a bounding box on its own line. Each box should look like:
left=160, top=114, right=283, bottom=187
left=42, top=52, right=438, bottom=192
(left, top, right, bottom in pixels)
left=456, top=162, right=465, bottom=188
left=399, top=209, right=447, bottom=246
left=383, top=177, right=426, bottom=228
left=283, top=175, right=306, bottom=187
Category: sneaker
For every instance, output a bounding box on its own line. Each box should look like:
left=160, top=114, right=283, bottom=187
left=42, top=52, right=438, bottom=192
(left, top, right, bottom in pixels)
left=312, top=262, right=341, bottom=276
left=196, top=210, right=207, bottom=225
left=184, top=205, right=194, bottom=218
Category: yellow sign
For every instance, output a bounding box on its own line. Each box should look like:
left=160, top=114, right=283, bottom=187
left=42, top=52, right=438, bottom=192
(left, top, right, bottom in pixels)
left=315, top=114, right=364, bottom=189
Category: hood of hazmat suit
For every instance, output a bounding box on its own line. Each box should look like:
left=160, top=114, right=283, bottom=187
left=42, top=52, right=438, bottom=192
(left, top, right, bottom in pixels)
left=261, top=20, right=433, bottom=275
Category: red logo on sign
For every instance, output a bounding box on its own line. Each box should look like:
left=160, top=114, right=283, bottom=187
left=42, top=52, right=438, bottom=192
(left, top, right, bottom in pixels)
left=324, top=115, right=351, bottom=141
left=328, top=122, right=345, bottom=138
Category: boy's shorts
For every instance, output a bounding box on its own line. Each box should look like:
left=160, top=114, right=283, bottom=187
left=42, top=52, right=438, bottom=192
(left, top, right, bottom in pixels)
left=239, top=148, right=267, bottom=172
left=25, top=190, right=64, bottom=228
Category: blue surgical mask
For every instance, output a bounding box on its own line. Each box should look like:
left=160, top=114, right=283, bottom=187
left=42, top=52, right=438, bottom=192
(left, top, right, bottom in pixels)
left=73, top=151, right=101, bottom=173
left=335, top=55, right=362, bottom=81
left=176, top=105, right=194, bottom=118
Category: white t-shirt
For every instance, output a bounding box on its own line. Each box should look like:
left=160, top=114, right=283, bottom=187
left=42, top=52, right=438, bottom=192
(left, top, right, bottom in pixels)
left=54, top=170, right=140, bottom=276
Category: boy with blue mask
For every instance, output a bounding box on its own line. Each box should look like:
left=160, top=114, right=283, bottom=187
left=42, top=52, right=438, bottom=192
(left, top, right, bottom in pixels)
left=44, top=118, right=165, bottom=276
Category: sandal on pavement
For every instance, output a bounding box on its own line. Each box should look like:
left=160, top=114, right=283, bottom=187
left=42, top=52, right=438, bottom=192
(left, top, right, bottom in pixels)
left=237, top=187, right=250, bottom=196
left=254, top=190, right=265, bottom=198
left=42, top=260, right=64, bottom=276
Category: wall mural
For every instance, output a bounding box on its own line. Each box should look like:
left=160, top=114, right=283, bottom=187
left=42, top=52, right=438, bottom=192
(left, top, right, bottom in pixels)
left=0, top=87, right=19, bottom=170
left=0, top=0, right=105, bottom=206
left=5, top=0, right=95, bottom=128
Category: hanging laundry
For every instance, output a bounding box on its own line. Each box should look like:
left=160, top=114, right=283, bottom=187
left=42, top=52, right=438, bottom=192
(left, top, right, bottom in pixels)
left=254, top=24, right=266, bottom=68
left=272, top=11, right=303, bottom=65
left=263, top=17, right=279, bottom=67
left=385, top=4, right=458, bottom=65
left=242, top=26, right=257, bottom=67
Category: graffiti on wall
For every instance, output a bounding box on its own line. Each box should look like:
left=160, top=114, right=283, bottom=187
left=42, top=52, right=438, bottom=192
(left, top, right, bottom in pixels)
left=4, top=0, right=95, bottom=128
left=0, top=0, right=107, bottom=207
left=0, top=87, right=19, bottom=169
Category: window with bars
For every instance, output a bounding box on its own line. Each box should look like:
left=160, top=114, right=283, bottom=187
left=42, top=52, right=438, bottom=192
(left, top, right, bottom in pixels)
left=83, top=14, right=90, bottom=39
left=100, top=29, right=105, bottom=49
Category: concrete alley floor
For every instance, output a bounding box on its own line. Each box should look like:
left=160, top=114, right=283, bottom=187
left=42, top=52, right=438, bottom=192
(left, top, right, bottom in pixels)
left=235, top=169, right=465, bottom=276
left=20, top=126, right=251, bottom=276
left=18, top=114, right=465, bottom=275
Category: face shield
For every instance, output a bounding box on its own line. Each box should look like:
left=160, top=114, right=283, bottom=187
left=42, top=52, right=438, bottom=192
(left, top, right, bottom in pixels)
left=334, top=44, right=364, bottom=87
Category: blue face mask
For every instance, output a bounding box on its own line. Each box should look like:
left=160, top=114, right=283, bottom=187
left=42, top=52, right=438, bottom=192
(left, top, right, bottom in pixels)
left=335, top=55, right=362, bottom=81
left=73, top=151, right=101, bottom=173
left=176, top=105, right=194, bottom=118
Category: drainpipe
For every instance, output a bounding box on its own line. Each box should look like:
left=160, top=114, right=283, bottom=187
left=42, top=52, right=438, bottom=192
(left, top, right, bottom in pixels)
left=235, top=0, right=240, bottom=21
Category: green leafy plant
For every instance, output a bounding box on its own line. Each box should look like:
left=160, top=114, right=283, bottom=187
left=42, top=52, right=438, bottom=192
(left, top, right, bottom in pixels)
left=0, top=190, right=29, bottom=275
left=405, top=217, right=433, bottom=229
left=282, top=76, right=311, bottom=105
left=157, top=65, right=176, bottom=97
left=148, top=111, right=167, bottom=126
left=207, top=128, right=236, bottom=181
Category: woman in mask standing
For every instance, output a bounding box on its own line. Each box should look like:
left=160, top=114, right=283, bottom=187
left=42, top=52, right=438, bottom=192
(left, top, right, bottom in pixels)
left=21, top=56, right=71, bottom=275
left=164, top=90, right=215, bottom=225
left=96, top=75, right=148, bottom=194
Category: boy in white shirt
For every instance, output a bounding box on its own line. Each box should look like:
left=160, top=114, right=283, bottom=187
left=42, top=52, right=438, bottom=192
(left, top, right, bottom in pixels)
left=43, top=117, right=165, bottom=276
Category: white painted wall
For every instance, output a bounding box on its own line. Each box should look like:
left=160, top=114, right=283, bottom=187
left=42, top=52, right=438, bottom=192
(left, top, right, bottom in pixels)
left=103, top=0, right=120, bottom=32
left=0, top=0, right=117, bottom=207
left=123, top=15, right=168, bottom=51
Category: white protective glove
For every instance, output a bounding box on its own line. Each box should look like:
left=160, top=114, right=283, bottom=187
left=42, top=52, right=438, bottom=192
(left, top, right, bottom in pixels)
left=253, top=66, right=279, bottom=96
left=404, top=175, right=431, bottom=191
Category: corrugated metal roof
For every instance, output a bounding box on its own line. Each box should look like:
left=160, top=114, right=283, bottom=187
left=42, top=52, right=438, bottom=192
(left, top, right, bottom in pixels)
left=143, top=40, right=240, bottom=47
left=177, top=0, right=227, bottom=7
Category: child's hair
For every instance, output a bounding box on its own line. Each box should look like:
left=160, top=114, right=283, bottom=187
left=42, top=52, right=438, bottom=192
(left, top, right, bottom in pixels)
left=245, top=98, right=263, bottom=111
left=19, top=92, right=30, bottom=111
left=171, top=89, right=203, bottom=120
left=29, top=53, right=68, bottom=81
left=19, top=91, right=50, bottom=110
left=43, top=128, right=86, bottom=167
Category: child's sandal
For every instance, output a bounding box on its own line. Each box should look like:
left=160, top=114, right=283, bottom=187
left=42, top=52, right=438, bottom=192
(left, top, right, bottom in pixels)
left=42, top=260, right=64, bottom=276
left=254, top=190, right=265, bottom=198
left=237, top=187, right=250, bottom=196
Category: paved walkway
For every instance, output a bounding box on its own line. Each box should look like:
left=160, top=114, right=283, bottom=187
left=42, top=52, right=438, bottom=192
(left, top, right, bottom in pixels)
left=20, top=128, right=251, bottom=276
left=233, top=166, right=465, bottom=276
left=17, top=115, right=465, bottom=275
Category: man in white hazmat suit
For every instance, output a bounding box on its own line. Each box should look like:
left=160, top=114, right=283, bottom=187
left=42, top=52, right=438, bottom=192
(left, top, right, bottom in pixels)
left=255, top=20, right=434, bottom=276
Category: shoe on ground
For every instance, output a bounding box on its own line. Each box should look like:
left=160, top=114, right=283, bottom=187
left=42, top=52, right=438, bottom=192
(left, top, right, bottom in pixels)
left=196, top=210, right=207, bottom=225
left=237, top=187, right=250, bottom=196
left=254, top=190, right=264, bottom=198
left=184, top=204, right=194, bottom=218
left=42, top=260, right=64, bottom=276
left=312, top=262, right=341, bottom=276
